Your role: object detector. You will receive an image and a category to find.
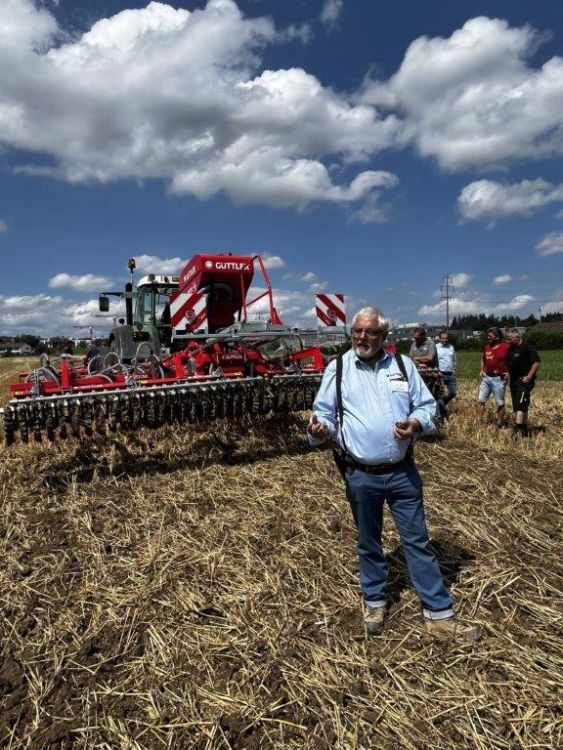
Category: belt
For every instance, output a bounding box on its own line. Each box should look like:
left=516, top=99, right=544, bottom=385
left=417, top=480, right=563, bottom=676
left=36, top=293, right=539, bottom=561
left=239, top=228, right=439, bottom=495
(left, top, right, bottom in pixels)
left=441, top=371, right=453, bottom=375
left=344, top=456, right=412, bottom=475
left=486, top=372, right=506, bottom=377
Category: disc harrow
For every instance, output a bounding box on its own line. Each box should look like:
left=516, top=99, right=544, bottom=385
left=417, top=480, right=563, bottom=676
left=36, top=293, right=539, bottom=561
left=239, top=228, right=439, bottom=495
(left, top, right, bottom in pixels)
left=1, top=374, right=322, bottom=446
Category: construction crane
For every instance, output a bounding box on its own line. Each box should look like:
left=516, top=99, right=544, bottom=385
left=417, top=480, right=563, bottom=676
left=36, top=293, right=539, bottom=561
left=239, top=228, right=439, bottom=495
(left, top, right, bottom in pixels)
left=94, top=313, right=119, bottom=327
left=72, top=325, right=94, bottom=343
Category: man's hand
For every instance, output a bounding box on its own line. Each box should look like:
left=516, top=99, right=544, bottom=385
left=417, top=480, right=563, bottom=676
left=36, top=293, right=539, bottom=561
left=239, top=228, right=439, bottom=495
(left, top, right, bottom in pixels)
left=307, top=413, right=330, bottom=440
left=394, top=419, right=421, bottom=440
left=521, top=375, right=531, bottom=384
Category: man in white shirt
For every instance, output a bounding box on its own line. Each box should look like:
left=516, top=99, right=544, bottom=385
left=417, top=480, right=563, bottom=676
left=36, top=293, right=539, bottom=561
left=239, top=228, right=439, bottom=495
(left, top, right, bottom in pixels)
left=436, top=330, right=457, bottom=419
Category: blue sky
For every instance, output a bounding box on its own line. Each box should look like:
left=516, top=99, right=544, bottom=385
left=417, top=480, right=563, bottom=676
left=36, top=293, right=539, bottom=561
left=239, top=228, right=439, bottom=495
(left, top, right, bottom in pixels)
left=1, top=0, right=562, bottom=336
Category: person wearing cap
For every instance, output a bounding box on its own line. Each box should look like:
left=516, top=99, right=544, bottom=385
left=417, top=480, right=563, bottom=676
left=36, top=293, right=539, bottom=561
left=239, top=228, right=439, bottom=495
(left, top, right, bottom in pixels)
left=307, top=306, right=481, bottom=642
left=505, top=329, right=541, bottom=437
left=477, top=327, right=509, bottom=427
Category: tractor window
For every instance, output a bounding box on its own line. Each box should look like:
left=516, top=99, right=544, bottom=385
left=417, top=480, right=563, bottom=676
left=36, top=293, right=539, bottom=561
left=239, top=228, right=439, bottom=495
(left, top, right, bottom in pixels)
left=135, top=289, right=171, bottom=325
left=155, top=292, right=171, bottom=324
left=137, top=290, right=154, bottom=325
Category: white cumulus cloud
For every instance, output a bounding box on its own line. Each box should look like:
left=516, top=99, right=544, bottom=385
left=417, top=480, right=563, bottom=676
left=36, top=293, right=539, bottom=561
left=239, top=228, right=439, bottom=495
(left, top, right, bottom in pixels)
left=309, top=281, right=328, bottom=292
left=0, top=0, right=398, bottom=219
left=320, top=0, right=343, bottom=27
left=49, top=273, right=114, bottom=291
left=360, top=16, right=563, bottom=171
left=0, top=293, right=63, bottom=332
left=133, top=255, right=187, bottom=275
left=536, top=231, right=563, bottom=256
left=0, top=292, right=128, bottom=335
left=493, top=274, right=512, bottom=285
left=458, top=179, right=563, bottom=222
left=451, top=273, right=472, bottom=287
left=63, top=297, right=125, bottom=327
left=262, top=253, right=285, bottom=270
left=240, top=285, right=320, bottom=323
left=418, top=293, right=534, bottom=319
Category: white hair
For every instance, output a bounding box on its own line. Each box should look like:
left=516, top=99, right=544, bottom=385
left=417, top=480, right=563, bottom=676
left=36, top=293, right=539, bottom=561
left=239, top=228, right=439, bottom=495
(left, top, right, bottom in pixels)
left=352, top=306, right=389, bottom=333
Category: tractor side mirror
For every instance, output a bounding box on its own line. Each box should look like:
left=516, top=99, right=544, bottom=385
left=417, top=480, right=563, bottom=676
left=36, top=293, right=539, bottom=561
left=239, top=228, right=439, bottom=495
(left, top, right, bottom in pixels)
left=99, top=295, right=109, bottom=312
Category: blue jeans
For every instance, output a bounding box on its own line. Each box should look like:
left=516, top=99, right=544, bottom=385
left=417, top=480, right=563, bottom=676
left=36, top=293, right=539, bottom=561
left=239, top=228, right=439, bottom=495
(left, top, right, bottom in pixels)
left=346, top=463, right=454, bottom=619
left=441, top=373, right=457, bottom=403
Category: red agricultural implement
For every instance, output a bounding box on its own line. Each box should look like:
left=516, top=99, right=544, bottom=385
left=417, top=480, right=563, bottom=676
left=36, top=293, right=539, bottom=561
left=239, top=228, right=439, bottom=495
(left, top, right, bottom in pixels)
left=1, top=254, right=348, bottom=445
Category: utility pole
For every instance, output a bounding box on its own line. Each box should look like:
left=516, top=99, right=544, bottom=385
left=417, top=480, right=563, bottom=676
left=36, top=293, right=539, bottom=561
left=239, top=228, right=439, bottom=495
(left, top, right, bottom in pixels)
left=441, top=275, right=455, bottom=328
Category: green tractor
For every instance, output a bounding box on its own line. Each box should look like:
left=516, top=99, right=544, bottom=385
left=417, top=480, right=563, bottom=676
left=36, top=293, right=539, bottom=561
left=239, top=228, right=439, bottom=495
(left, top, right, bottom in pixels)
left=99, top=268, right=179, bottom=361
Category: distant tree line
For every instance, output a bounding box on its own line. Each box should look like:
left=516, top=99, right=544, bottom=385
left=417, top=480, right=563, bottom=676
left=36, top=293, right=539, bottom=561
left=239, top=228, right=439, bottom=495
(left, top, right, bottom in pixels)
left=523, top=329, right=563, bottom=350
left=450, top=312, right=563, bottom=330
left=450, top=312, right=562, bottom=330
left=447, top=313, right=563, bottom=350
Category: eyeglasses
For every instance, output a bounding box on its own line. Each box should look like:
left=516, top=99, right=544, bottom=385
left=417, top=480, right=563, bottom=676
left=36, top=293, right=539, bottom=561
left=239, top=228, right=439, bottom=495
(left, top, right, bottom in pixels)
left=351, top=327, right=384, bottom=338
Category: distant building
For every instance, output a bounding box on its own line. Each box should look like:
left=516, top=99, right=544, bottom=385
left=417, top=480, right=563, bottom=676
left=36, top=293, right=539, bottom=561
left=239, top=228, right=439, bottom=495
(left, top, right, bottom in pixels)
left=291, top=327, right=348, bottom=347
left=388, top=324, right=476, bottom=341
left=447, top=329, right=480, bottom=341
left=0, top=341, right=33, bottom=355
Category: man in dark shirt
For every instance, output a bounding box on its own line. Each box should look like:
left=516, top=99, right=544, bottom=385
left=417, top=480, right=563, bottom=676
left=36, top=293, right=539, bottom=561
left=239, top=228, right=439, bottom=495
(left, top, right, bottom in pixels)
left=409, top=326, right=438, bottom=369
left=505, top=329, right=541, bottom=437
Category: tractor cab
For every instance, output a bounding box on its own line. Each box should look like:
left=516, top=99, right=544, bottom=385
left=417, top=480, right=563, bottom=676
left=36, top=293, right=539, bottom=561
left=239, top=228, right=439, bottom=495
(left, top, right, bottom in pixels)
left=99, top=274, right=179, bottom=360
left=134, top=275, right=179, bottom=344
left=127, top=275, right=179, bottom=354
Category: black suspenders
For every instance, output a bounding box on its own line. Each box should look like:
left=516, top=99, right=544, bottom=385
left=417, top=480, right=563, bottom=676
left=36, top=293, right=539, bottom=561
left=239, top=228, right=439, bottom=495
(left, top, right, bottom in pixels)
left=332, top=352, right=410, bottom=476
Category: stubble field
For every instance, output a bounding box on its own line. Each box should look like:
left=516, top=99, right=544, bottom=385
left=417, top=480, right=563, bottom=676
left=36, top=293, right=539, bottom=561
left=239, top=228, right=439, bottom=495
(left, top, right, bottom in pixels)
left=0, top=356, right=561, bottom=749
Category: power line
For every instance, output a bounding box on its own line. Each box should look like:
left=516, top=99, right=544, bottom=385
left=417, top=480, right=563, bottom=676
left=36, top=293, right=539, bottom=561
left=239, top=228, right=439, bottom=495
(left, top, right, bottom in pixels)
left=456, top=275, right=563, bottom=287
left=440, top=275, right=455, bottom=328
left=453, top=298, right=561, bottom=305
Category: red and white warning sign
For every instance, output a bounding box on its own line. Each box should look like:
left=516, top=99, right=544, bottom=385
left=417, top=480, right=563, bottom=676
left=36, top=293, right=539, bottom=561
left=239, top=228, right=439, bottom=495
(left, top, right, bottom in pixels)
left=170, top=291, right=208, bottom=333
left=316, top=293, right=346, bottom=327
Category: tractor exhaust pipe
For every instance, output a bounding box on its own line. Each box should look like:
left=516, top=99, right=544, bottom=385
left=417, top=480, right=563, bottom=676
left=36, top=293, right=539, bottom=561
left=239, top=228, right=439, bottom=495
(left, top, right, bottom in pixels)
left=125, top=283, right=133, bottom=326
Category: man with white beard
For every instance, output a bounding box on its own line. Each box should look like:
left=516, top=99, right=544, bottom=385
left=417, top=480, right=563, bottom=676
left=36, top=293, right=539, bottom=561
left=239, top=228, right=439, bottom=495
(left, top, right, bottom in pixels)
left=307, top=306, right=480, bottom=641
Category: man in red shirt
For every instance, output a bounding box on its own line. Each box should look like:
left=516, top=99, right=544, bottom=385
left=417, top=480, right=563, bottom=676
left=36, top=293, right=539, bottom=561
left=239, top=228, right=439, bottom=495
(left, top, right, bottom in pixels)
left=476, top=327, right=509, bottom=427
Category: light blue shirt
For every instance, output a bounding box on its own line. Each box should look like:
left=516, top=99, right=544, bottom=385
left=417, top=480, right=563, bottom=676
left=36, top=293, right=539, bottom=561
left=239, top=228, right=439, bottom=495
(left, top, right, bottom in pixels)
left=436, top=342, right=456, bottom=373
left=309, top=349, right=437, bottom=465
